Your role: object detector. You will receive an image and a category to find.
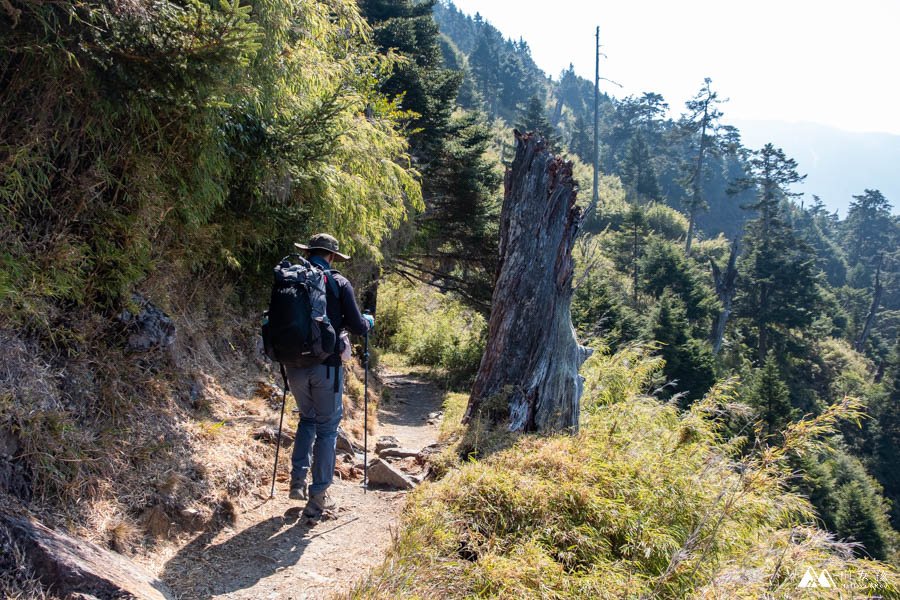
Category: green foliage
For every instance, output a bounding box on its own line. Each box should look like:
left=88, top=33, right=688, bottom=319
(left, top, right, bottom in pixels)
left=745, top=355, right=796, bottom=440
left=734, top=144, right=821, bottom=362
left=639, top=238, right=717, bottom=323
left=515, top=95, right=560, bottom=149
left=375, top=277, right=485, bottom=386
left=362, top=0, right=500, bottom=314
left=843, top=189, right=894, bottom=269
left=644, top=202, right=689, bottom=240
left=1, top=0, right=422, bottom=320
left=646, top=293, right=717, bottom=405
left=350, top=347, right=898, bottom=598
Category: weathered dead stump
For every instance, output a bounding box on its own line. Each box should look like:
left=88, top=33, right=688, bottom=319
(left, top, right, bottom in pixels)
left=710, top=238, right=739, bottom=354
left=465, top=132, right=592, bottom=433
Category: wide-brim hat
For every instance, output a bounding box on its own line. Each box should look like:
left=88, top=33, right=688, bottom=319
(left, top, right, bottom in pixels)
left=294, top=233, right=350, bottom=261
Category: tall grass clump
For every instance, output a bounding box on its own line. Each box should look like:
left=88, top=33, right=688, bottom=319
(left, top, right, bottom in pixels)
left=350, top=346, right=899, bottom=599
left=376, top=277, right=485, bottom=386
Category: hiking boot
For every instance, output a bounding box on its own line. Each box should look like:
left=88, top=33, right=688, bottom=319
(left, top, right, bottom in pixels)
left=302, top=491, right=336, bottom=517
left=289, top=482, right=307, bottom=501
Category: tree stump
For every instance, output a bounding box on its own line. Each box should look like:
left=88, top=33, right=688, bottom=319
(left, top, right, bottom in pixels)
left=710, top=238, right=739, bottom=354
left=465, top=132, right=592, bottom=433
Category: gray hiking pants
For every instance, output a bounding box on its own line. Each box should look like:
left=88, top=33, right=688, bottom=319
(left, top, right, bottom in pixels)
left=286, top=363, right=343, bottom=496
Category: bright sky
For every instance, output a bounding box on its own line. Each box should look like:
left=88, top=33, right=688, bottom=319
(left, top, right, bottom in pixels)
left=449, top=0, right=900, bottom=135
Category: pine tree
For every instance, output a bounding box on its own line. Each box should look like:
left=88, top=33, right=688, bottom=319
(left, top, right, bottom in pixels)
left=620, top=133, right=661, bottom=202
left=646, top=292, right=717, bottom=405
left=734, top=144, right=820, bottom=362
left=873, top=338, right=900, bottom=525
left=620, top=204, right=649, bottom=305
left=361, top=0, right=499, bottom=313
left=844, top=189, right=893, bottom=271
left=469, top=29, right=502, bottom=117
left=680, top=78, right=725, bottom=254
left=834, top=481, right=889, bottom=559
left=639, top=238, right=715, bottom=323
left=515, top=95, right=560, bottom=149
left=569, top=112, right=593, bottom=163
left=359, top=0, right=462, bottom=157
left=746, top=355, right=795, bottom=439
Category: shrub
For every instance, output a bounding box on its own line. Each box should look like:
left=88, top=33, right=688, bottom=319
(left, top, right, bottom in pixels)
left=376, top=277, right=485, bottom=385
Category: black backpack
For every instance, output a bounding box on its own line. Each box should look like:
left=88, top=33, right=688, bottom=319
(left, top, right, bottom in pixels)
left=261, top=255, right=339, bottom=368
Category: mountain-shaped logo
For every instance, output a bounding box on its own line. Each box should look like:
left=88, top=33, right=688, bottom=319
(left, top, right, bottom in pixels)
left=798, top=567, right=836, bottom=588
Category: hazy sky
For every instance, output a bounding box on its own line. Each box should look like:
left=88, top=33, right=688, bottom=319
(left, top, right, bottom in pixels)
left=449, top=0, right=900, bottom=135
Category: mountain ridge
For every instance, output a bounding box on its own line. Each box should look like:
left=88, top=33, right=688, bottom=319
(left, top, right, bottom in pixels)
left=730, top=118, right=900, bottom=216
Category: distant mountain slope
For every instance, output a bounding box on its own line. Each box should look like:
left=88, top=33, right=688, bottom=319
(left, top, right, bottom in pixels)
left=731, top=119, right=900, bottom=216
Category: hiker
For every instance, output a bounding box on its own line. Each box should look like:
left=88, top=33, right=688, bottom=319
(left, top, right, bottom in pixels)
left=286, top=234, right=374, bottom=517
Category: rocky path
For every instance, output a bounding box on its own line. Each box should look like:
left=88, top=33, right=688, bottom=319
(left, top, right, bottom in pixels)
left=155, top=366, right=444, bottom=600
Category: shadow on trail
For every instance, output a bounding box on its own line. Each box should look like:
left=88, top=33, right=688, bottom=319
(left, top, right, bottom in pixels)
left=161, top=506, right=317, bottom=599
left=378, top=373, right=444, bottom=431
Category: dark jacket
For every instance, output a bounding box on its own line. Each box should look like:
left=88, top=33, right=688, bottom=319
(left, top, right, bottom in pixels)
left=310, top=256, right=370, bottom=366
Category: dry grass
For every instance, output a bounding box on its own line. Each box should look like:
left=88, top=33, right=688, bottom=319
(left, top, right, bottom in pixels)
left=0, top=521, right=57, bottom=599
left=348, top=347, right=900, bottom=599
left=0, top=280, right=283, bottom=556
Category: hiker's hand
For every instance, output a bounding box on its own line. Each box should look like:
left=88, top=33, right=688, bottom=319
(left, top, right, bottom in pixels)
left=363, top=314, right=375, bottom=331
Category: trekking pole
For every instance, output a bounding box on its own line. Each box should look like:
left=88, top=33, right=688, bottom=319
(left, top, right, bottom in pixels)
left=363, top=312, right=371, bottom=493
left=271, top=364, right=289, bottom=498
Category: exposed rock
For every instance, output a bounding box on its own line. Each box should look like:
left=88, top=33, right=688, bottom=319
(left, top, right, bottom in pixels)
left=336, top=427, right=360, bottom=455
left=177, top=508, right=205, bottom=532
left=416, top=442, right=444, bottom=465
left=252, top=426, right=294, bottom=447
left=118, top=294, right=176, bottom=353
left=378, top=447, right=419, bottom=459
left=1, top=513, right=174, bottom=599
left=366, top=458, right=415, bottom=490
left=374, top=436, right=400, bottom=454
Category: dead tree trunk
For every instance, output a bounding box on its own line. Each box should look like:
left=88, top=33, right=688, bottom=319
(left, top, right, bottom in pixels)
left=465, top=132, right=592, bottom=433
left=855, top=261, right=883, bottom=353
left=710, top=238, right=739, bottom=354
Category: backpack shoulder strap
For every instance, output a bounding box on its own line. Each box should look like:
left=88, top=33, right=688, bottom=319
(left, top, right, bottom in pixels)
left=323, top=270, right=340, bottom=299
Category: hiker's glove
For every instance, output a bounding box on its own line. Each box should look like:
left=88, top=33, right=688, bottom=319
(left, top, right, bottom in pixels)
left=363, top=314, right=375, bottom=331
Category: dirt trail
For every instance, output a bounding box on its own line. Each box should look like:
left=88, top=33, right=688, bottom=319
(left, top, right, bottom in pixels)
left=155, top=366, right=444, bottom=600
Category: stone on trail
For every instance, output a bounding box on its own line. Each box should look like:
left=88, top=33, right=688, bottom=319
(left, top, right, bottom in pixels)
left=374, top=435, right=400, bottom=454
left=366, top=458, right=416, bottom=490
left=1, top=513, right=174, bottom=599
left=378, top=446, right=419, bottom=459
left=336, top=427, right=359, bottom=455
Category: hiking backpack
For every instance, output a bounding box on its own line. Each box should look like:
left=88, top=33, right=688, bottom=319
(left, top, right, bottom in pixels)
left=261, top=255, right=339, bottom=368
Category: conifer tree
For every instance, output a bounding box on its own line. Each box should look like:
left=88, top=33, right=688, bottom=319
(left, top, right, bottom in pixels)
left=620, top=133, right=661, bottom=202
left=844, top=189, right=893, bottom=271
left=747, top=355, right=795, bottom=439
left=734, top=144, right=820, bottom=362
left=361, top=0, right=500, bottom=313
left=680, top=78, right=724, bottom=254
left=647, top=292, right=717, bottom=405
left=516, top=95, right=560, bottom=149
left=469, top=29, right=502, bottom=117
left=873, top=338, right=900, bottom=525
left=569, top=112, right=594, bottom=163
left=835, top=481, right=889, bottom=559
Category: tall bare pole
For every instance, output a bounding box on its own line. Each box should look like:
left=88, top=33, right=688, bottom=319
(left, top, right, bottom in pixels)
left=590, top=26, right=600, bottom=215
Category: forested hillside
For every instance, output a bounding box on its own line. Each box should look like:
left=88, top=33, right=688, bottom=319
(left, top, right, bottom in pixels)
left=431, top=0, right=900, bottom=563
left=1, top=0, right=898, bottom=597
